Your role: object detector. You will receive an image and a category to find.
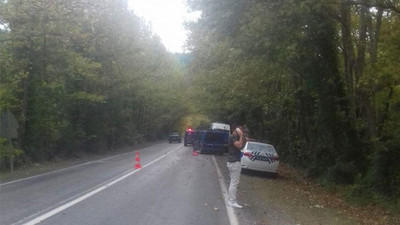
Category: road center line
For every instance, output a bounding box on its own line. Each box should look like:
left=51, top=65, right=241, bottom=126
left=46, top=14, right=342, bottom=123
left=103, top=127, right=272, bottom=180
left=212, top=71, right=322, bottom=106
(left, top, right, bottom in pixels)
left=212, top=156, right=240, bottom=225
left=21, top=154, right=167, bottom=225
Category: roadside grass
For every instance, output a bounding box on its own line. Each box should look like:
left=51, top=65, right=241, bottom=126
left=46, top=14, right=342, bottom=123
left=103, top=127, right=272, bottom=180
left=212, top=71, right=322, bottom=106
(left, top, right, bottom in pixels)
left=282, top=164, right=400, bottom=225
left=342, top=184, right=400, bottom=218
left=0, top=141, right=162, bottom=183
left=313, top=172, right=400, bottom=223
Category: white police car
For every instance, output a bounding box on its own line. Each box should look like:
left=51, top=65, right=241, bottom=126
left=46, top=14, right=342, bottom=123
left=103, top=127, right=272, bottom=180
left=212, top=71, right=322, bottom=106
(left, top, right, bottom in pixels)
left=241, top=141, right=279, bottom=174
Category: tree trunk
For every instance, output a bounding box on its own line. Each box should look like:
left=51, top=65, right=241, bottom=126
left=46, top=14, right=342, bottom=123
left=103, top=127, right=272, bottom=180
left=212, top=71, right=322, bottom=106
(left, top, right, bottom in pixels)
left=368, top=4, right=383, bottom=64
left=378, top=87, right=394, bottom=139
left=357, top=0, right=377, bottom=137
left=340, top=0, right=356, bottom=120
left=355, top=0, right=367, bottom=82
left=17, top=38, right=34, bottom=150
left=8, top=139, right=14, bottom=173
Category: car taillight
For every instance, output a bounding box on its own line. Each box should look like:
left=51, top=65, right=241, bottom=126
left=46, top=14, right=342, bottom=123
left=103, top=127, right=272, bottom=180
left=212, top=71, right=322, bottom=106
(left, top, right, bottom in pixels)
left=243, top=152, right=252, bottom=157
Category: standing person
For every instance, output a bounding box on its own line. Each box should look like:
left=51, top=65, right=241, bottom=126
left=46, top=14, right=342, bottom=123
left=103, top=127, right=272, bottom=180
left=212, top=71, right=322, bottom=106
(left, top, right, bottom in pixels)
left=227, top=126, right=244, bottom=208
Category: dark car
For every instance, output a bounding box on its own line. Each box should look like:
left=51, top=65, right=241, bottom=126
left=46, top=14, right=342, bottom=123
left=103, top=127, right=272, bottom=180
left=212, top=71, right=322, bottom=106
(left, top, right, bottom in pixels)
left=193, top=130, right=229, bottom=155
left=169, top=132, right=181, bottom=143
left=184, top=129, right=198, bottom=146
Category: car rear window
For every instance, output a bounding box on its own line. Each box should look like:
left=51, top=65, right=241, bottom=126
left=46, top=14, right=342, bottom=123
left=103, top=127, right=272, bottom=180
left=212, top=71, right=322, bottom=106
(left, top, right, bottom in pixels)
left=247, top=143, right=276, bottom=154
left=204, top=132, right=226, bottom=143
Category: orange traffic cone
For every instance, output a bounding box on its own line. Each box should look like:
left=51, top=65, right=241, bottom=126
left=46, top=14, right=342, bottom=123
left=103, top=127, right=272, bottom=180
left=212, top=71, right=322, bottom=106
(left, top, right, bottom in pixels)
left=192, top=150, right=198, bottom=156
left=134, top=151, right=142, bottom=169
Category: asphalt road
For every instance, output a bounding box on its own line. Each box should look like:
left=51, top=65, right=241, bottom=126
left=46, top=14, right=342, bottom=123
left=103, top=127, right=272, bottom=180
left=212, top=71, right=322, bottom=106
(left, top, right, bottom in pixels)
left=0, top=142, right=238, bottom=225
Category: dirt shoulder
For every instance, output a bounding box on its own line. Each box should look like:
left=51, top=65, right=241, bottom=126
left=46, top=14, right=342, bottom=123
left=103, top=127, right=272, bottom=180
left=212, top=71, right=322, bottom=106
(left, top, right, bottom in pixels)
left=214, top=155, right=399, bottom=225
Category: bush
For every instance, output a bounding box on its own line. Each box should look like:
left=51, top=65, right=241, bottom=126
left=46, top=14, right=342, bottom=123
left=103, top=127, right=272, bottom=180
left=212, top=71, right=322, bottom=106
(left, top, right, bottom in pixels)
left=0, top=137, right=24, bottom=171
left=371, top=140, right=400, bottom=199
left=327, top=162, right=359, bottom=185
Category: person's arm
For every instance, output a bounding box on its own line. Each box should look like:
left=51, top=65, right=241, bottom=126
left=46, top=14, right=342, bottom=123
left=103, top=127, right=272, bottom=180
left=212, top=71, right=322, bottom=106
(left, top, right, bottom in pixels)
left=233, top=129, right=244, bottom=149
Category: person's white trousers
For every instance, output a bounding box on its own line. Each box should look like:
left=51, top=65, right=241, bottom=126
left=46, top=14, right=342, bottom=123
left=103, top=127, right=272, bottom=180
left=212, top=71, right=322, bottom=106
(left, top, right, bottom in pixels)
left=227, top=161, right=242, bottom=203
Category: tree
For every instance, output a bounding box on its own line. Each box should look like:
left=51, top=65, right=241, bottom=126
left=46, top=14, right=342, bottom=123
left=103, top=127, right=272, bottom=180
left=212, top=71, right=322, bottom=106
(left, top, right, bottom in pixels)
left=187, top=0, right=400, bottom=199
left=0, top=0, right=189, bottom=164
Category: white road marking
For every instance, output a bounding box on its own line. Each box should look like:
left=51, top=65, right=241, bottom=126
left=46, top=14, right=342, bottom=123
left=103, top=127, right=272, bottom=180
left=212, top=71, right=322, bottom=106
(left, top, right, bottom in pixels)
left=0, top=143, right=167, bottom=186
left=212, top=156, right=240, bottom=225
left=1, top=161, right=96, bottom=186
left=20, top=154, right=167, bottom=225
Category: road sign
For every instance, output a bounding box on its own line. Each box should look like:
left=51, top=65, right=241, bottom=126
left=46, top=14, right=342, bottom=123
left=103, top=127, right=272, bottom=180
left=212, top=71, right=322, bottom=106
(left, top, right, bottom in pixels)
left=0, top=110, right=19, bottom=139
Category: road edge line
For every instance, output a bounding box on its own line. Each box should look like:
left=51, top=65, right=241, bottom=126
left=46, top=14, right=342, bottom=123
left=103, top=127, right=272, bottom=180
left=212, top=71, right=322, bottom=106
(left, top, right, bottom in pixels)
left=212, top=155, right=240, bottom=225
left=21, top=154, right=167, bottom=225
left=1, top=143, right=165, bottom=186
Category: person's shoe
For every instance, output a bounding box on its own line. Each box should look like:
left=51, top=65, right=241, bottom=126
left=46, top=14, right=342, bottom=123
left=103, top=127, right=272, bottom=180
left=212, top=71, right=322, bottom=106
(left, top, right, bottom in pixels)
left=228, top=202, right=243, bottom=208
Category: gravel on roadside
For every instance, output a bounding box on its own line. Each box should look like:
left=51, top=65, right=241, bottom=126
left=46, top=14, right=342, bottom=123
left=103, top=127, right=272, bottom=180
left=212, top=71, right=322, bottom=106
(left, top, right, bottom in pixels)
left=213, top=154, right=399, bottom=225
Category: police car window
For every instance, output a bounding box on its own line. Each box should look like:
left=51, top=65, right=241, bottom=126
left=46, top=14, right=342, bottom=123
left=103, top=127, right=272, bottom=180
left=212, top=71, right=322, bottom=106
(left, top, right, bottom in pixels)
left=247, top=143, right=275, bottom=153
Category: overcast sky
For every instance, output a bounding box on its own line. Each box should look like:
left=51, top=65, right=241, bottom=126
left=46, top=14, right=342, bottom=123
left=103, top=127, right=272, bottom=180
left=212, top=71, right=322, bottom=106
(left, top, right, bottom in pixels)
left=128, top=0, right=200, bottom=53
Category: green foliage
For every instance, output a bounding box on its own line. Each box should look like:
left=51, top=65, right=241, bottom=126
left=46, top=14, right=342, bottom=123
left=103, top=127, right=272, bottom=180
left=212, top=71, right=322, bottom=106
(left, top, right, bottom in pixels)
left=0, top=137, right=24, bottom=171
left=0, top=138, right=23, bottom=158
left=0, top=0, right=189, bottom=162
left=371, top=138, right=400, bottom=198
left=187, top=0, right=400, bottom=201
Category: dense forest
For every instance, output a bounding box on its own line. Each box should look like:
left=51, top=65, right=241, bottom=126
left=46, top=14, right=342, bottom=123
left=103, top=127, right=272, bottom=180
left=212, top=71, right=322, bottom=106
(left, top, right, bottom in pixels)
left=0, top=0, right=189, bottom=166
left=186, top=0, right=400, bottom=203
left=1, top=0, right=399, bottom=207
